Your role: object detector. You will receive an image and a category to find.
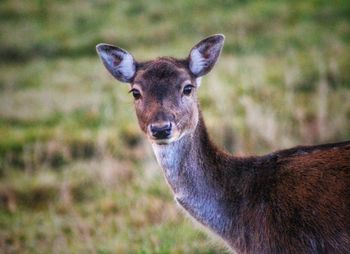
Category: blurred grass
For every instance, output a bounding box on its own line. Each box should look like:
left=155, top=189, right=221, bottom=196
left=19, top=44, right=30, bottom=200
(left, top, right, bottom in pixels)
left=0, top=0, right=349, bottom=253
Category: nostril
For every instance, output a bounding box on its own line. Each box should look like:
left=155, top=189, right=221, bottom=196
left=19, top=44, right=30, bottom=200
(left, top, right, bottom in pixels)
left=150, top=122, right=172, bottom=139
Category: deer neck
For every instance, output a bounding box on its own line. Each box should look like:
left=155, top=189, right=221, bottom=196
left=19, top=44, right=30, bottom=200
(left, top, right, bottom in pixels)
left=151, top=111, right=239, bottom=237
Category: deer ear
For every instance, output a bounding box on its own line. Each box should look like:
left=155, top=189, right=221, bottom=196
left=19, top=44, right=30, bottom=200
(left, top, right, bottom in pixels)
left=188, top=34, right=225, bottom=77
left=96, top=44, right=136, bottom=83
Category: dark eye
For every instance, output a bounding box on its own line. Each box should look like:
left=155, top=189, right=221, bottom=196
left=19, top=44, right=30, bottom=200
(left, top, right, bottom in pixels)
left=183, top=84, right=194, bottom=96
left=129, top=88, right=142, bottom=100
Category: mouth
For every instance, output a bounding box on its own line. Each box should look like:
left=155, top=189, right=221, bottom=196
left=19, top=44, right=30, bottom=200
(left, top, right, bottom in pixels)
left=149, top=136, right=178, bottom=145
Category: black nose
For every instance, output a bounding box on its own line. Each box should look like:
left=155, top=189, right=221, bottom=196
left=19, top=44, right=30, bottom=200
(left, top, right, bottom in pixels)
left=150, top=122, right=172, bottom=139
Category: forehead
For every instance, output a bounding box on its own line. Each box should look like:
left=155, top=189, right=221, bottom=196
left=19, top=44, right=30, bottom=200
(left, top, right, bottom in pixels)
left=134, top=58, right=191, bottom=87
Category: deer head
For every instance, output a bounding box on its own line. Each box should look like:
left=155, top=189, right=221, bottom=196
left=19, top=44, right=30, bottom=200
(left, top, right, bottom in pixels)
left=96, top=34, right=224, bottom=145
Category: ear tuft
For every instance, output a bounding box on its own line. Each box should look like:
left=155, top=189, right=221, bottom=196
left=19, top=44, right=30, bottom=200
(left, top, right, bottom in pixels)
left=188, top=34, right=225, bottom=77
left=96, top=44, right=136, bottom=83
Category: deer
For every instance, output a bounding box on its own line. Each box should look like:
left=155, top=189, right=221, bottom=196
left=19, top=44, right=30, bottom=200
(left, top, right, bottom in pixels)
left=96, top=34, right=350, bottom=254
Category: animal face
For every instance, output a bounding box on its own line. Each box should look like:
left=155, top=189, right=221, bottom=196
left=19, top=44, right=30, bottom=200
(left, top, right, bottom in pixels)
left=130, top=58, right=200, bottom=144
left=96, top=34, right=224, bottom=145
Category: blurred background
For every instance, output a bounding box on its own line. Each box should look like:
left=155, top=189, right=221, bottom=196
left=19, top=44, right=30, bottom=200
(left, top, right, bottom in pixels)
left=0, top=0, right=349, bottom=253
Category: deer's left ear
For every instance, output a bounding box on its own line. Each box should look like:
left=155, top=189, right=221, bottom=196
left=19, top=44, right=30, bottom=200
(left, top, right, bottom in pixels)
left=96, top=44, right=136, bottom=83
left=188, top=34, right=225, bottom=77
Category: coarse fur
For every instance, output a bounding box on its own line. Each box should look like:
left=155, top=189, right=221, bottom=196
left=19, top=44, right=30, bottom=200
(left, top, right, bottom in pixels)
left=96, top=34, right=350, bottom=254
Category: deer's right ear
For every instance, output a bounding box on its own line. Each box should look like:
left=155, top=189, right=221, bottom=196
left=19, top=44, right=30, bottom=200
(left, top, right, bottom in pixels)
left=96, top=44, right=136, bottom=83
left=188, top=34, right=225, bottom=77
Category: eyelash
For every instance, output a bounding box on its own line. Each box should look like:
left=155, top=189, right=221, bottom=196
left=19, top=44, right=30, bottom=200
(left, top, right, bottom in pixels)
left=129, top=88, right=142, bottom=100
left=183, top=84, right=194, bottom=96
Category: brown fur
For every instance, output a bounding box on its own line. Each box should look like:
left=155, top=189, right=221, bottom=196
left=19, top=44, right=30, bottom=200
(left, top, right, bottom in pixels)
left=192, top=116, right=350, bottom=253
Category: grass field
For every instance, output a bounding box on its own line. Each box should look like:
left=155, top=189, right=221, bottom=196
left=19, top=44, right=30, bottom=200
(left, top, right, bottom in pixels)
left=0, top=0, right=350, bottom=253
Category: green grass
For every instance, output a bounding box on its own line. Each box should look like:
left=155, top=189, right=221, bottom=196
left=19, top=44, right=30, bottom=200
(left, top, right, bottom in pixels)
left=0, top=0, right=349, bottom=253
